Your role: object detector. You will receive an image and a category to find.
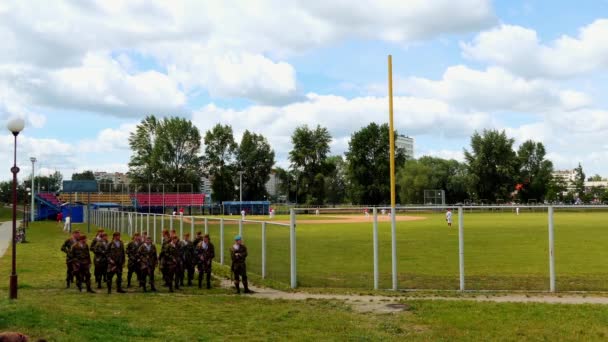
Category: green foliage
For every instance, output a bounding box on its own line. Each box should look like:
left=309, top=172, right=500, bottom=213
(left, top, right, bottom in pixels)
left=324, top=156, right=348, bottom=204
left=545, top=177, right=568, bottom=202
left=397, top=157, right=469, bottom=204
left=573, top=163, right=586, bottom=195
left=71, top=170, right=95, bottom=181
left=289, top=125, right=332, bottom=204
left=236, top=130, right=275, bottom=200
left=345, top=123, right=406, bottom=205
left=589, top=174, right=604, bottom=181
left=464, top=130, right=519, bottom=202
left=128, top=115, right=203, bottom=191
left=516, top=140, right=553, bottom=202
left=203, top=124, right=238, bottom=202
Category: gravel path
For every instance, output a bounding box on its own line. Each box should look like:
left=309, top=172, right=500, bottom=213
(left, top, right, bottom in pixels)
left=0, top=221, right=12, bottom=258
left=219, top=279, right=608, bottom=313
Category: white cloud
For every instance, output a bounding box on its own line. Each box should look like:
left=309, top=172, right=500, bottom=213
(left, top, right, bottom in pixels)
left=0, top=54, right=186, bottom=117
left=398, top=65, right=592, bottom=112
left=417, top=149, right=465, bottom=162
left=79, top=123, right=137, bottom=153
left=461, top=20, right=608, bottom=78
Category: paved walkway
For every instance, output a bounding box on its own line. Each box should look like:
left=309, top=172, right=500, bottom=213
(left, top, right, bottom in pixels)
left=0, top=221, right=12, bottom=258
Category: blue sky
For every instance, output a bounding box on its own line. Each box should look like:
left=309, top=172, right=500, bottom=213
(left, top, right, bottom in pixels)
left=1, top=0, right=608, bottom=180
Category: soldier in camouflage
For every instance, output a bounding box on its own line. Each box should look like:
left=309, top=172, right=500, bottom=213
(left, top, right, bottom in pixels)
left=138, top=236, right=158, bottom=292
left=195, top=234, right=215, bottom=289
left=162, top=236, right=180, bottom=292
left=106, top=232, right=126, bottom=294
left=159, top=229, right=170, bottom=287
left=60, top=229, right=80, bottom=288
left=230, top=235, right=253, bottom=294
left=126, top=232, right=142, bottom=288
left=71, top=235, right=95, bottom=293
left=92, top=232, right=109, bottom=289
left=179, top=233, right=195, bottom=287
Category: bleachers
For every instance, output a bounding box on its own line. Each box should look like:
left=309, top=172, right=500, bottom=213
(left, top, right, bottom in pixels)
left=57, top=192, right=204, bottom=207
left=133, top=193, right=204, bottom=207
left=58, top=193, right=132, bottom=206
left=38, top=192, right=61, bottom=207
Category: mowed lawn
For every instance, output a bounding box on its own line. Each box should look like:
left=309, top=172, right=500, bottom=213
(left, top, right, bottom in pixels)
left=2, top=221, right=608, bottom=341
left=87, top=209, right=608, bottom=291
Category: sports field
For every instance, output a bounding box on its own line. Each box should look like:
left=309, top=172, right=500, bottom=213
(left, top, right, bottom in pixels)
left=2, top=221, right=608, bottom=341
left=94, top=208, right=608, bottom=292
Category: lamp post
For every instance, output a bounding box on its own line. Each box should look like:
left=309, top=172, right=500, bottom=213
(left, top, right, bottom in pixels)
left=7, top=117, right=25, bottom=300
left=238, top=171, right=244, bottom=203
left=30, top=157, right=36, bottom=222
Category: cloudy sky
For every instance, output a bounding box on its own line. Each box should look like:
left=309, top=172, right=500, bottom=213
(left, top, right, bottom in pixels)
left=1, top=0, right=608, bottom=181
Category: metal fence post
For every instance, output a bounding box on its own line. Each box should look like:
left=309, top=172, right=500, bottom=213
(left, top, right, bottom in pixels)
left=190, top=216, right=194, bottom=238
left=134, top=211, right=137, bottom=233
left=170, top=215, right=173, bottom=231
left=458, top=206, right=465, bottom=291
left=391, top=207, right=397, bottom=291
left=204, top=217, right=208, bottom=234
left=220, top=218, right=224, bottom=265
left=161, top=214, right=165, bottom=234
left=153, top=214, right=157, bottom=244
left=262, top=222, right=266, bottom=279
left=180, top=214, right=184, bottom=237
left=373, top=207, right=379, bottom=290
left=548, top=206, right=556, bottom=292
left=140, top=213, right=144, bottom=233
left=147, top=213, right=150, bottom=235
left=290, top=209, right=297, bottom=289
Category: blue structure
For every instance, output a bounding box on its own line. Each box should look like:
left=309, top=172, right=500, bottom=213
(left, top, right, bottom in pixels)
left=222, top=201, right=271, bottom=215
left=61, top=204, right=84, bottom=223
left=34, top=194, right=60, bottom=221
left=91, top=203, right=121, bottom=211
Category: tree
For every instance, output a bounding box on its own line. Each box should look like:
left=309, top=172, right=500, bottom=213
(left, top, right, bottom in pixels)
left=236, top=130, right=275, bottom=200
left=25, top=171, right=63, bottom=192
left=397, top=159, right=432, bottom=204
left=573, top=163, right=585, bottom=196
left=464, top=130, right=519, bottom=202
left=72, top=170, right=95, bottom=181
left=274, top=167, right=296, bottom=202
left=204, top=124, right=238, bottom=203
left=516, top=140, right=553, bottom=202
left=324, top=156, right=348, bottom=204
left=128, top=115, right=203, bottom=192
left=289, top=125, right=332, bottom=204
left=589, top=174, right=603, bottom=181
left=545, top=177, right=568, bottom=203
left=345, top=123, right=406, bottom=205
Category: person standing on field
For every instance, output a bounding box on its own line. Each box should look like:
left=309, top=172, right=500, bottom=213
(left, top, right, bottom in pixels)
left=61, top=229, right=80, bottom=288
left=106, top=232, right=126, bottom=294
left=126, top=233, right=142, bottom=288
left=71, top=235, right=95, bottom=293
left=195, top=234, right=215, bottom=289
left=63, top=214, right=71, bottom=232
left=446, top=209, right=453, bottom=227
left=138, top=236, right=158, bottom=292
left=57, top=211, right=63, bottom=228
left=231, top=235, right=253, bottom=294
left=92, top=232, right=109, bottom=289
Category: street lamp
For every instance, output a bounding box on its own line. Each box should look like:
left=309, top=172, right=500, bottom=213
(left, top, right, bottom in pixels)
left=7, top=117, right=25, bottom=300
left=30, top=157, right=36, bottom=222
left=238, top=171, right=244, bottom=203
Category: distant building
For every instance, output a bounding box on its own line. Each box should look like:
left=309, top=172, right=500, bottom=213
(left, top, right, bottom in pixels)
left=552, top=169, right=608, bottom=192
left=94, top=171, right=129, bottom=184
left=552, top=170, right=577, bottom=184
left=396, top=135, right=414, bottom=159
left=201, top=176, right=212, bottom=195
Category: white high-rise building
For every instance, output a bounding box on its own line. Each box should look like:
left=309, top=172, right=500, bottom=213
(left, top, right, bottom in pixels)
left=265, top=171, right=280, bottom=197
left=396, top=135, right=414, bottom=159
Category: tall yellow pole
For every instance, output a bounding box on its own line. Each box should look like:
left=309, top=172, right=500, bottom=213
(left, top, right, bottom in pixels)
left=388, top=55, right=396, bottom=207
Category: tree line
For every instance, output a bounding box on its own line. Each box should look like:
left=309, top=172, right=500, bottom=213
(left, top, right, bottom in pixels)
left=5, top=115, right=604, bottom=206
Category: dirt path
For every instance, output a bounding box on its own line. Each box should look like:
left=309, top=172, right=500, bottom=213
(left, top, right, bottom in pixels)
left=0, top=221, right=12, bottom=258
left=218, top=279, right=608, bottom=313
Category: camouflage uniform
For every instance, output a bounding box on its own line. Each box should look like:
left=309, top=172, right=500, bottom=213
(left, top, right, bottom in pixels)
left=137, top=242, right=158, bottom=292
left=92, top=239, right=108, bottom=289
left=230, top=243, right=251, bottom=294
left=71, top=239, right=95, bottom=293
left=159, top=236, right=170, bottom=286
left=195, top=239, right=215, bottom=289
left=126, top=239, right=141, bottom=287
left=106, top=239, right=126, bottom=293
left=179, top=239, right=195, bottom=286
left=61, top=237, right=78, bottom=288
left=162, top=241, right=180, bottom=292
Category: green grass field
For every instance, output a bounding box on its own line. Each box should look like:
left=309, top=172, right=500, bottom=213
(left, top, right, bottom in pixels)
left=91, top=209, right=608, bottom=291
left=2, top=221, right=608, bottom=341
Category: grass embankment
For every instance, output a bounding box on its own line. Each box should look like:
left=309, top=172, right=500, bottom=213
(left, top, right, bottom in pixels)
left=1, top=222, right=608, bottom=341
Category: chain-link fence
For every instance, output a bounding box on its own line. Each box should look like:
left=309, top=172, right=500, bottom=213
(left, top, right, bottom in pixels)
left=89, top=205, right=608, bottom=292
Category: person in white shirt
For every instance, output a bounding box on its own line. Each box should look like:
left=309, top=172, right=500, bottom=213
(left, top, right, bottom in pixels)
left=241, top=210, right=246, bottom=220
left=445, top=209, right=453, bottom=227
left=63, top=214, right=72, bottom=232
left=516, top=207, right=520, bottom=215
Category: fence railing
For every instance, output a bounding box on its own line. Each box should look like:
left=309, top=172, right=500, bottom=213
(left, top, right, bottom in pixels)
left=88, top=205, right=608, bottom=292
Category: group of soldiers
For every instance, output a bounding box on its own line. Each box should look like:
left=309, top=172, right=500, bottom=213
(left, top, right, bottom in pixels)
left=60, top=227, right=253, bottom=294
